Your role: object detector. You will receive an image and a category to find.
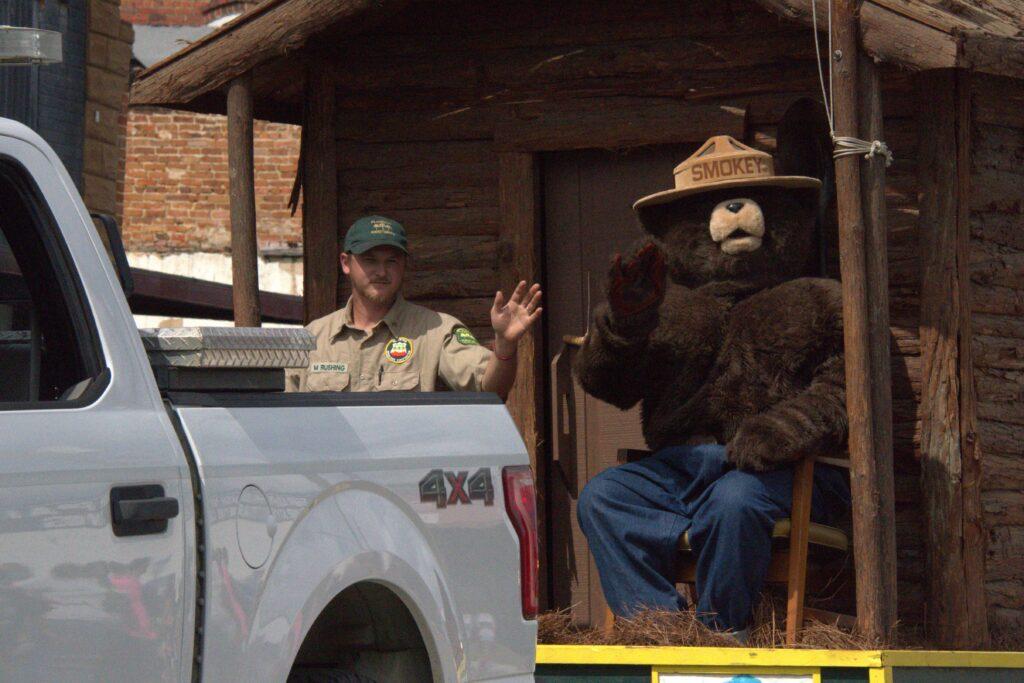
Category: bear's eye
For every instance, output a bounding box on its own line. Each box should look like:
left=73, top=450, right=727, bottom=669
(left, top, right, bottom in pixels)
left=726, top=201, right=745, bottom=214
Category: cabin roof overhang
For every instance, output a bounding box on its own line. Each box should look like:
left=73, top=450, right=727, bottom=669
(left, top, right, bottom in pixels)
left=130, top=0, right=1024, bottom=122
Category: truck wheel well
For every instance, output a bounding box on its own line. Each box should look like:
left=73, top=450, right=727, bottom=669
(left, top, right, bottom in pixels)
left=290, top=582, right=433, bottom=681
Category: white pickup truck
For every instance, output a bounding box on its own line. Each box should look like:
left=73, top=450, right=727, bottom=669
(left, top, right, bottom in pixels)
left=0, top=118, right=537, bottom=682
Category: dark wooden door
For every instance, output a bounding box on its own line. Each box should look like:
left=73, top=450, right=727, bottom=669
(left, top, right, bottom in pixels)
left=542, top=144, right=695, bottom=625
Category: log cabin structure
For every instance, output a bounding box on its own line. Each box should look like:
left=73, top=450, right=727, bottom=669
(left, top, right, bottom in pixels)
left=130, top=0, right=1024, bottom=648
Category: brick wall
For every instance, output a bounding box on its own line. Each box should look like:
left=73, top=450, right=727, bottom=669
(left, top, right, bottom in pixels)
left=85, top=0, right=133, bottom=219
left=121, top=0, right=259, bottom=26
left=122, top=107, right=302, bottom=252
left=121, top=0, right=208, bottom=26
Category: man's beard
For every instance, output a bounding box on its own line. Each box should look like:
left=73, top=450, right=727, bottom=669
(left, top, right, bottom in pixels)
left=360, top=281, right=397, bottom=306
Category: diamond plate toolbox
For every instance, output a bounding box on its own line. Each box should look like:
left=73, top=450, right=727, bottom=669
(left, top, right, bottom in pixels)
left=139, top=327, right=315, bottom=368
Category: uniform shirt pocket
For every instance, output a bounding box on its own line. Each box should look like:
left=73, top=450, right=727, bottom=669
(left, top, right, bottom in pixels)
left=306, top=368, right=351, bottom=392
left=380, top=368, right=420, bottom=391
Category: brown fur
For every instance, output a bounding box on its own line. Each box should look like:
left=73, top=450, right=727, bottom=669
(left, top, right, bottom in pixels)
left=575, top=186, right=847, bottom=470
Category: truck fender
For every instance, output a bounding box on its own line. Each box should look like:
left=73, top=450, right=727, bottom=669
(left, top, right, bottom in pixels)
left=240, top=484, right=462, bottom=682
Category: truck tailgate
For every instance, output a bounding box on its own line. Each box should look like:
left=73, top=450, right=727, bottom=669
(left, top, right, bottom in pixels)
left=168, top=391, right=536, bottom=683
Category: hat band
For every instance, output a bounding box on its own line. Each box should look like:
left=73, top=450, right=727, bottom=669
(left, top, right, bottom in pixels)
left=676, top=155, right=774, bottom=190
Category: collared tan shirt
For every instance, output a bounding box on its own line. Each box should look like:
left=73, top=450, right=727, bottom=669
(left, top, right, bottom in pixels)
left=286, top=296, right=492, bottom=393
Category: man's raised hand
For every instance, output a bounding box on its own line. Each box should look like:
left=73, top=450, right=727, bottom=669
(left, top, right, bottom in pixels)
left=492, top=281, right=543, bottom=346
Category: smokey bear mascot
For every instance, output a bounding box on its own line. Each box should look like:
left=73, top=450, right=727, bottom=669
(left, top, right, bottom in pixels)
left=575, top=134, right=851, bottom=639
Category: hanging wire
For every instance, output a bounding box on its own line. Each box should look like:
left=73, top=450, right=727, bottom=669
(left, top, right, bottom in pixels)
left=810, top=0, right=894, bottom=167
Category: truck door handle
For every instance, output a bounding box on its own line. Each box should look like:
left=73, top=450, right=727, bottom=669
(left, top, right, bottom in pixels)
left=110, top=485, right=179, bottom=537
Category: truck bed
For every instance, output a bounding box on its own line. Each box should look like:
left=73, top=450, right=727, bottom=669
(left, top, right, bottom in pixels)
left=168, top=390, right=536, bottom=683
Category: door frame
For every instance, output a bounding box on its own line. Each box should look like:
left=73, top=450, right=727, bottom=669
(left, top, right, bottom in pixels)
left=495, top=105, right=749, bottom=610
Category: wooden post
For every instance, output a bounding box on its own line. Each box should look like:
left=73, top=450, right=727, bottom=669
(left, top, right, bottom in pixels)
left=227, top=73, right=260, bottom=327
left=917, top=68, right=990, bottom=649
left=498, top=151, right=547, bottom=608
left=832, top=0, right=898, bottom=641
left=302, top=63, right=339, bottom=323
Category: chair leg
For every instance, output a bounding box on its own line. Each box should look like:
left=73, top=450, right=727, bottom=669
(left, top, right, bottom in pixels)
left=602, top=605, right=615, bottom=636
left=786, top=457, right=815, bottom=645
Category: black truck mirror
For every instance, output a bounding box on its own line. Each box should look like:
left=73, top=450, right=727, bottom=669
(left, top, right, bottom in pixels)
left=90, top=212, right=135, bottom=298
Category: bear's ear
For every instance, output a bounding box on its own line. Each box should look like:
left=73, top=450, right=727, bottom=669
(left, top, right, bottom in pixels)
left=777, top=98, right=836, bottom=276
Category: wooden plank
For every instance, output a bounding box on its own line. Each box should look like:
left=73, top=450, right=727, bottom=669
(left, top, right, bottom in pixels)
left=971, top=212, right=1024, bottom=252
left=972, top=75, right=1024, bottom=128
left=128, top=268, right=303, bottom=324
left=336, top=268, right=496, bottom=304
left=983, top=490, right=1024, bottom=526
left=973, top=313, right=1024, bottom=340
left=340, top=185, right=498, bottom=212
left=337, top=139, right=496, bottom=170
left=405, top=236, right=499, bottom=271
left=832, top=0, right=898, bottom=643
left=335, top=107, right=495, bottom=143
left=338, top=0, right=792, bottom=56
left=495, top=99, right=746, bottom=152
left=226, top=73, right=261, bottom=327
left=498, top=151, right=546, bottom=609
left=972, top=124, right=1024, bottom=177
left=978, top=399, right=1024, bottom=427
left=955, top=67, right=991, bottom=650
left=969, top=165, right=1024, bottom=213
left=871, top=0, right=1011, bottom=35
left=131, top=0, right=410, bottom=107
left=751, top=0, right=957, bottom=71
left=973, top=334, right=1024, bottom=370
left=978, top=420, right=1024, bottom=457
left=302, top=63, right=339, bottom=323
left=483, top=35, right=818, bottom=86
left=960, top=32, right=1024, bottom=81
left=916, top=68, right=990, bottom=648
left=970, top=284, right=1024, bottom=317
left=340, top=206, right=500, bottom=237
left=412, top=297, right=492, bottom=328
left=969, top=240, right=1024, bottom=290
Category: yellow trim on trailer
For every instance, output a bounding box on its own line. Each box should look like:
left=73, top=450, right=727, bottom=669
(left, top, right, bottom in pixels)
left=868, top=668, right=893, bottom=683
left=536, top=644, right=884, bottom=667
left=881, top=650, right=1024, bottom=668
left=536, top=644, right=1024, bottom=669
left=652, top=665, right=821, bottom=683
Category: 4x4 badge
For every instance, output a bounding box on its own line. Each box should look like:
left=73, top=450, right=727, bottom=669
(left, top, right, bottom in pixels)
left=419, top=468, right=494, bottom=508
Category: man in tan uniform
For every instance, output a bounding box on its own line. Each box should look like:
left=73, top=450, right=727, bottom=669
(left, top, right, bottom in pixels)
left=287, top=215, right=542, bottom=399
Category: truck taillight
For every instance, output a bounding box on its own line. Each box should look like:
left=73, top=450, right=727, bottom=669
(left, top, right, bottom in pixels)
left=502, top=465, right=538, bottom=620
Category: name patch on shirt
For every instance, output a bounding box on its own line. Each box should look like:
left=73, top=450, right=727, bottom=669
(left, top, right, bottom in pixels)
left=311, top=362, right=348, bottom=373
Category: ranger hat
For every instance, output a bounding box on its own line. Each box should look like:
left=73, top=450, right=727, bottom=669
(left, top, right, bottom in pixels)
left=344, top=215, right=408, bottom=254
left=633, top=135, right=821, bottom=210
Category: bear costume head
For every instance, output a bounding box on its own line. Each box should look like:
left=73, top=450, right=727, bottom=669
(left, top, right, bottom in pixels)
left=634, top=136, right=821, bottom=290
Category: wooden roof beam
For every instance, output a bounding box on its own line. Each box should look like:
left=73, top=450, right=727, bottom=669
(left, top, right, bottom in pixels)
left=754, top=0, right=956, bottom=70
left=130, top=0, right=409, bottom=108
left=959, top=31, right=1024, bottom=80
left=753, top=0, right=1024, bottom=79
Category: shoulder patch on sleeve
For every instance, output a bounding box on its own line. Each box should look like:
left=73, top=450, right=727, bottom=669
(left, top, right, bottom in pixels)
left=453, top=326, right=479, bottom=346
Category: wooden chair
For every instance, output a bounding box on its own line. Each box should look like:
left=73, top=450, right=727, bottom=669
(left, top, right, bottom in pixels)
left=618, top=447, right=853, bottom=644
left=551, top=335, right=853, bottom=645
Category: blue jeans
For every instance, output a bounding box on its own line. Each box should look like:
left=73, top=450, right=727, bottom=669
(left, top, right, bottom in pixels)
left=576, top=444, right=850, bottom=631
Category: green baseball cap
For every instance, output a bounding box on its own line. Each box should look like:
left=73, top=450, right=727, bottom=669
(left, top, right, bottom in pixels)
left=343, top=215, right=408, bottom=254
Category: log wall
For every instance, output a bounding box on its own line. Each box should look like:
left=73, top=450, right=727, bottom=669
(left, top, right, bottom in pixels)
left=970, top=74, right=1024, bottom=647
left=327, top=0, right=932, bottom=623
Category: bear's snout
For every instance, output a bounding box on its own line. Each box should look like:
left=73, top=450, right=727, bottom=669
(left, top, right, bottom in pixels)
left=710, top=197, right=765, bottom=255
